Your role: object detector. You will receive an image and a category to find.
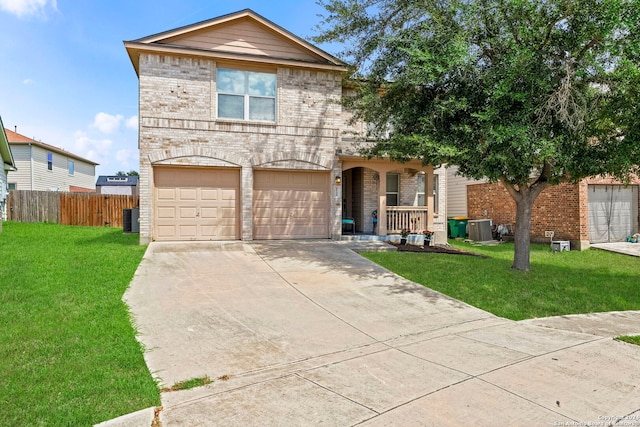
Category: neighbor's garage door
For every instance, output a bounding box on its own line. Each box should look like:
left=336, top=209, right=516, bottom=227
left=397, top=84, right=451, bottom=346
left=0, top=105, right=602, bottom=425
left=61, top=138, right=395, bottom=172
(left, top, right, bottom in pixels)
left=588, top=185, right=637, bottom=243
left=254, top=171, right=330, bottom=239
left=154, top=167, right=240, bottom=241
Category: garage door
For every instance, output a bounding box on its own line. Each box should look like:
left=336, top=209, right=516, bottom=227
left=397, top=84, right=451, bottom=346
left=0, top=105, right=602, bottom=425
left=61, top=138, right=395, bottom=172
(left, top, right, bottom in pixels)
left=154, top=167, right=240, bottom=241
left=588, top=185, right=637, bottom=243
left=254, top=171, right=330, bottom=239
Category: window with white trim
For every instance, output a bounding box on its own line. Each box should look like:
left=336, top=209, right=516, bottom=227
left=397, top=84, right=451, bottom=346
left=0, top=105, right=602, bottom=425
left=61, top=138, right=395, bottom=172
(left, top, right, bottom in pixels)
left=68, top=160, right=74, bottom=176
left=217, top=68, right=276, bottom=122
left=47, top=152, right=53, bottom=171
left=417, top=173, right=439, bottom=213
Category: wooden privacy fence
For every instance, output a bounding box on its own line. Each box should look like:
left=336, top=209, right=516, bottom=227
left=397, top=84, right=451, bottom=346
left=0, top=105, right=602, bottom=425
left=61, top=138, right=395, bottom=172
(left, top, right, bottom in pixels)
left=7, top=190, right=139, bottom=228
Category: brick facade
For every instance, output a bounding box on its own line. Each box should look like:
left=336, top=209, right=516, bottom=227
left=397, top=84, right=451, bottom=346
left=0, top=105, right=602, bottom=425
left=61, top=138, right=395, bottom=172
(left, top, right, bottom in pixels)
left=129, top=10, right=443, bottom=244
left=467, top=177, right=640, bottom=250
left=137, top=53, right=344, bottom=242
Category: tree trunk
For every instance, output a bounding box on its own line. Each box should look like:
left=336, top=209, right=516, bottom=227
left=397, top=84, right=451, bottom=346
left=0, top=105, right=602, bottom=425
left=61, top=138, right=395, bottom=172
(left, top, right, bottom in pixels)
left=512, top=196, right=534, bottom=271
left=501, top=179, right=549, bottom=271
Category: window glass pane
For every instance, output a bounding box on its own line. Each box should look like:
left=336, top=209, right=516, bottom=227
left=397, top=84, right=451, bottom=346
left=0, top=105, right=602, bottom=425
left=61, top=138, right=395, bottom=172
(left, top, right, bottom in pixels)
left=218, top=94, right=244, bottom=119
left=47, top=152, right=53, bottom=170
left=8, top=183, right=16, bottom=190
left=433, top=174, right=439, bottom=213
left=386, top=194, right=398, bottom=206
left=248, top=72, right=276, bottom=96
left=68, top=160, right=74, bottom=175
left=217, top=69, right=245, bottom=94
left=418, top=194, right=425, bottom=206
left=417, top=173, right=425, bottom=191
left=386, top=173, right=399, bottom=192
left=249, top=97, right=275, bottom=121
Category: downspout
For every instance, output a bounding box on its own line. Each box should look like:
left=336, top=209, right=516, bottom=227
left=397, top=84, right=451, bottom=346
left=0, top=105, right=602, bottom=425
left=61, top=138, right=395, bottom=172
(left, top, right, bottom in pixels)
left=29, top=143, right=34, bottom=190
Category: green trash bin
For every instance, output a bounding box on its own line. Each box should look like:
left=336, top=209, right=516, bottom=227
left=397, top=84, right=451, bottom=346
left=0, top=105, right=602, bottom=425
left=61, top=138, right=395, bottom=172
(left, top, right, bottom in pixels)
left=448, top=217, right=468, bottom=238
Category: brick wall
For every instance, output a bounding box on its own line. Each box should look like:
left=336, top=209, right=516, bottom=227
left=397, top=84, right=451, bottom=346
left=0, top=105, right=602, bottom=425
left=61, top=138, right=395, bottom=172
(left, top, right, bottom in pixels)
left=467, top=181, right=583, bottom=246
left=467, top=175, right=640, bottom=249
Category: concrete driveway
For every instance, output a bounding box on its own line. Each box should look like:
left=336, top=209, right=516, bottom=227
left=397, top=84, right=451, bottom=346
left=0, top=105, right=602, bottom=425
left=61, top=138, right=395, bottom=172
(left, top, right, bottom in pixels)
left=121, top=241, right=640, bottom=426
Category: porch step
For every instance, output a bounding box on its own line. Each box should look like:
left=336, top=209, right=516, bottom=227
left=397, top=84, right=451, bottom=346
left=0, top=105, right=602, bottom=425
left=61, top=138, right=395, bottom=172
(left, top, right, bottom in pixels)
left=341, top=234, right=391, bottom=242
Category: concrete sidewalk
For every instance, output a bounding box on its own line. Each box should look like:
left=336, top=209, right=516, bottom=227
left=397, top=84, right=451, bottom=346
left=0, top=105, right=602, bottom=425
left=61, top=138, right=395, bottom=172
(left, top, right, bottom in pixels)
left=116, top=240, right=640, bottom=427
left=591, top=242, right=640, bottom=257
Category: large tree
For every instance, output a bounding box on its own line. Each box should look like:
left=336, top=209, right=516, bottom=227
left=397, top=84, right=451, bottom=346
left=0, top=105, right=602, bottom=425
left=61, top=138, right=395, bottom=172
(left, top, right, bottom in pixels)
left=315, top=0, right=640, bottom=270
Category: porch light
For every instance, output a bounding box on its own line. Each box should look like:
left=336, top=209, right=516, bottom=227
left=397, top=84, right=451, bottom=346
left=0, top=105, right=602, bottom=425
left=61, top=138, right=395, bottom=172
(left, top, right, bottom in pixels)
left=335, top=175, right=342, bottom=185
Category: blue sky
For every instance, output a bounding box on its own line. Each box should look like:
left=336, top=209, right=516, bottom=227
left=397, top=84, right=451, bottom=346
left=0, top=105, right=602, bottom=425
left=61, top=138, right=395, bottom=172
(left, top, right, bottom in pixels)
left=0, top=0, right=334, bottom=177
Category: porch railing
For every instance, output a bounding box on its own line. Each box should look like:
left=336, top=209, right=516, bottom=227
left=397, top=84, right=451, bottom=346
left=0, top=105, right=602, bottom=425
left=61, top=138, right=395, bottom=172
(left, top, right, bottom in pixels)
left=386, top=206, right=429, bottom=234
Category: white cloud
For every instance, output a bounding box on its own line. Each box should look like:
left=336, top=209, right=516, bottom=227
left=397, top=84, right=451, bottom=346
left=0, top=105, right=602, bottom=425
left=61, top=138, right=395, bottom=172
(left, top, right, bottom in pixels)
left=115, top=149, right=138, bottom=171
left=125, top=115, right=138, bottom=130
left=73, top=130, right=112, bottom=164
left=0, top=0, right=56, bottom=17
left=92, top=112, right=123, bottom=134
left=22, top=78, right=34, bottom=85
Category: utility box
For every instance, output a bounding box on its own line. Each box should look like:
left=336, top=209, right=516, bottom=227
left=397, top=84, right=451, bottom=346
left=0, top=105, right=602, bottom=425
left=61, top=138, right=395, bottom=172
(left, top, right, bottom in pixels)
left=123, top=208, right=140, bottom=234
left=468, top=219, right=493, bottom=241
left=551, top=240, right=570, bottom=252
left=131, top=207, right=140, bottom=233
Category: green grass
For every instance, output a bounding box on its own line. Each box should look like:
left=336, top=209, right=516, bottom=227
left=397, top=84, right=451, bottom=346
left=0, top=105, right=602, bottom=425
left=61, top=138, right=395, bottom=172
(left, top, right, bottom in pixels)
left=362, top=240, right=640, bottom=321
left=0, top=222, right=160, bottom=426
left=162, top=375, right=213, bottom=392
left=616, top=336, right=640, bottom=346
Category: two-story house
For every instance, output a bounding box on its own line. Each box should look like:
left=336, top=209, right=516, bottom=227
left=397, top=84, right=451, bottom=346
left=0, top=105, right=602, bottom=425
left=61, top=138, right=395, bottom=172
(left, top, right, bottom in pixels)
left=1, top=117, right=17, bottom=227
left=5, top=129, right=98, bottom=192
left=125, top=9, right=446, bottom=244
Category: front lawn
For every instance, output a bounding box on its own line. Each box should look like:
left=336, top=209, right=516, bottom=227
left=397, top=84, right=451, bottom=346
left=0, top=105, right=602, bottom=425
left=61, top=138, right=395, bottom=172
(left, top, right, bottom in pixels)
left=362, top=240, right=640, bottom=321
left=0, top=222, right=160, bottom=426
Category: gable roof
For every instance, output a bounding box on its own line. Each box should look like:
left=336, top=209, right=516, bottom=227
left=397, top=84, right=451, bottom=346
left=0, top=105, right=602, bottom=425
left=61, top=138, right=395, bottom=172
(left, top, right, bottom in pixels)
left=5, top=129, right=99, bottom=166
left=124, top=9, right=348, bottom=75
left=0, top=117, right=16, bottom=171
left=96, top=175, right=139, bottom=186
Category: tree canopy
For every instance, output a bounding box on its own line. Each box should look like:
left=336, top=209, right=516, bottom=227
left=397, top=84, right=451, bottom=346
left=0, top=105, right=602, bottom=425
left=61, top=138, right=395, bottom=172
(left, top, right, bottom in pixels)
left=315, top=0, right=640, bottom=270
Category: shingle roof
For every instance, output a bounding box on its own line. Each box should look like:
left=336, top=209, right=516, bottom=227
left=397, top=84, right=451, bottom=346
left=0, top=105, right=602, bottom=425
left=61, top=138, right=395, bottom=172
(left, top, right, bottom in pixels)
left=5, top=129, right=99, bottom=165
left=96, top=175, right=139, bottom=186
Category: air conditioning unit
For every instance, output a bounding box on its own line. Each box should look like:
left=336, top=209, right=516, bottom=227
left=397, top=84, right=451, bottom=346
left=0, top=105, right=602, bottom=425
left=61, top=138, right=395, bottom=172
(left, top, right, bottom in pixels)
left=131, top=208, right=140, bottom=233
left=123, top=208, right=132, bottom=233
left=468, top=219, right=493, bottom=241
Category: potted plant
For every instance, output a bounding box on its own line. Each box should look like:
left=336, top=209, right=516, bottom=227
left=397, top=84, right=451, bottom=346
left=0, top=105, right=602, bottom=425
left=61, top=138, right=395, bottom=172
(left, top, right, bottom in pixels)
left=400, top=228, right=409, bottom=245
left=423, top=230, right=434, bottom=246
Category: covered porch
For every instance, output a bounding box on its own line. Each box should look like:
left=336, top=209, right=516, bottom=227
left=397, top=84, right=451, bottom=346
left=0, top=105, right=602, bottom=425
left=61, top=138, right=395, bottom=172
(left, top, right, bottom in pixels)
left=339, top=157, right=437, bottom=239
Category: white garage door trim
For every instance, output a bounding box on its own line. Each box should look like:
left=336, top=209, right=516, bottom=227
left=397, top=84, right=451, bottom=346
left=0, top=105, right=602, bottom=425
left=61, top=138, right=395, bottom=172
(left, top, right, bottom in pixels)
left=588, top=185, right=638, bottom=243
left=253, top=170, right=330, bottom=239
left=154, top=166, right=240, bottom=241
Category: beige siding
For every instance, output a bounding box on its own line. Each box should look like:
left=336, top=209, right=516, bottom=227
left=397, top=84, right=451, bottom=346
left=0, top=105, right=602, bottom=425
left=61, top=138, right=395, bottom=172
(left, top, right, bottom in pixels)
left=6, top=145, right=32, bottom=190
left=160, top=18, right=322, bottom=63
left=99, top=186, right=133, bottom=196
left=7, top=144, right=95, bottom=191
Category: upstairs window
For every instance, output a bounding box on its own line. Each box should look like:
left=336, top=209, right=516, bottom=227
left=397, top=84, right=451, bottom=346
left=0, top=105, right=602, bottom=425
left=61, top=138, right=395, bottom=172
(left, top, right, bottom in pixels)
left=217, top=68, right=276, bottom=122
left=47, top=152, right=53, bottom=171
left=8, top=183, right=16, bottom=190
left=68, top=160, right=75, bottom=176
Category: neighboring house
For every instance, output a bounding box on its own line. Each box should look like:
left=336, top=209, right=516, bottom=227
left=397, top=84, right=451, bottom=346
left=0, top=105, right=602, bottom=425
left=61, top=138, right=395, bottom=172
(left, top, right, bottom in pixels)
left=447, top=165, right=640, bottom=249
left=5, top=129, right=98, bottom=192
left=0, top=117, right=17, bottom=227
left=96, top=175, right=139, bottom=196
left=125, top=9, right=446, bottom=243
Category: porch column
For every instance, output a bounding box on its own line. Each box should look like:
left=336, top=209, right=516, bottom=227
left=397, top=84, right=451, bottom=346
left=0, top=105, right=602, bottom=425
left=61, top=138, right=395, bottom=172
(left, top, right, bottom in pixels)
left=377, top=171, right=387, bottom=236
left=425, top=166, right=435, bottom=233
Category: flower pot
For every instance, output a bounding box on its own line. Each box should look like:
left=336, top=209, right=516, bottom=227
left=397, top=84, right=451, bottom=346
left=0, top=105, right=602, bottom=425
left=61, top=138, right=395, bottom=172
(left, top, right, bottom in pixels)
left=400, top=238, right=407, bottom=245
